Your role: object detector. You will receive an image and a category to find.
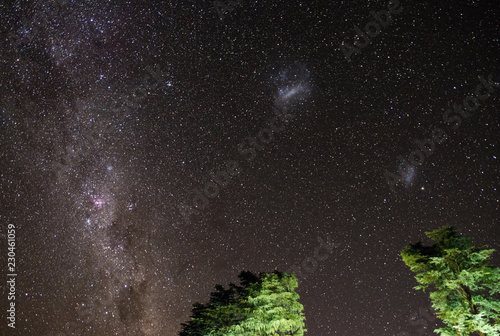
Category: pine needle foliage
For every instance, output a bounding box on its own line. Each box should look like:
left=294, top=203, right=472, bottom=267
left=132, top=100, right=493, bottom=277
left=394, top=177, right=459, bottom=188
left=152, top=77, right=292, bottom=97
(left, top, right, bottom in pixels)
left=179, top=271, right=306, bottom=336
left=401, top=226, right=500, bottom=336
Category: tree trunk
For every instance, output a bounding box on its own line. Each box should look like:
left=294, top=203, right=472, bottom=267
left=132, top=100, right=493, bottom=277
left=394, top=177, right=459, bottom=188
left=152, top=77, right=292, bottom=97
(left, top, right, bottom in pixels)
left=460, top=285, right=488, bottom=336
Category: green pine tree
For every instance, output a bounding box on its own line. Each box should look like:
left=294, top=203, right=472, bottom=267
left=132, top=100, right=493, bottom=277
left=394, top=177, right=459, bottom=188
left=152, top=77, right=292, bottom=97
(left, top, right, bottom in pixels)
left=179, top=271, right=306, bottom=336
left=223, top=271, right=306, bottom=336
left=401, top=226, right=500, bottom=336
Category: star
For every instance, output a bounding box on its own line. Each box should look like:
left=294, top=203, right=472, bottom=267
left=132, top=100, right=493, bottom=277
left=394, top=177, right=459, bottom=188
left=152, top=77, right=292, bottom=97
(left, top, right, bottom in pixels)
left=2, top=1, right=498, bottom=336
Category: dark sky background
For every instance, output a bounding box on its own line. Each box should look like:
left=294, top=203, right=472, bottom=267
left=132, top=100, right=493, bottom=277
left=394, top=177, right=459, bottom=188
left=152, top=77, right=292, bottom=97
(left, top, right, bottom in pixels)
left=1, top=0, right=499, bottom=335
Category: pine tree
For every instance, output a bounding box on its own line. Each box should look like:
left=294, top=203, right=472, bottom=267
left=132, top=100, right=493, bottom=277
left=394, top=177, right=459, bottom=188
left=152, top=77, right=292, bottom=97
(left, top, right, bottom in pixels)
left=401, top=226, right=500, bottom=336
left=179, top=284, right=241, bottom=336
left=179, top=271, right=306, bottom=336
left=223, top=271, right=306, bottom=336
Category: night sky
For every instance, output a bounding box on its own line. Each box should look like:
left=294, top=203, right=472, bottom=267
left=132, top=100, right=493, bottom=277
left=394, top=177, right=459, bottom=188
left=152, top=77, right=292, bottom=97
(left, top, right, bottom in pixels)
left=1, top=0, right=499, bottom=335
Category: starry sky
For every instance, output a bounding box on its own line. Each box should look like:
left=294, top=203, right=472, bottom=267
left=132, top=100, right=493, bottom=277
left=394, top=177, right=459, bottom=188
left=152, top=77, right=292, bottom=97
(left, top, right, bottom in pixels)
left=1, top=0, right=499, bottom=335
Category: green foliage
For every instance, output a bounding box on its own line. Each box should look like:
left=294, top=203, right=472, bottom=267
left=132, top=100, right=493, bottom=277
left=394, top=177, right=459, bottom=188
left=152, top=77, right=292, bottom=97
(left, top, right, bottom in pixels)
left=179, top=271, right=306, bottom=336
left=401, top=226, right=500, bottom=336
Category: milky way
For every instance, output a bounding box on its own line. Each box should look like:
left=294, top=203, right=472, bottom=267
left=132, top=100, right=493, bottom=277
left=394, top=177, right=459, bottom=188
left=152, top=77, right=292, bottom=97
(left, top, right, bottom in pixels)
left=1, top=1, right=499, bottom=336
